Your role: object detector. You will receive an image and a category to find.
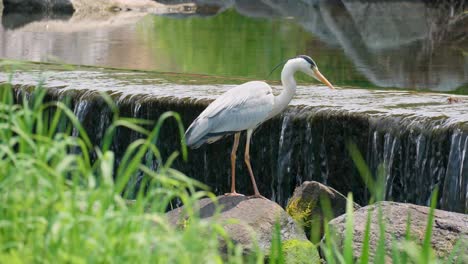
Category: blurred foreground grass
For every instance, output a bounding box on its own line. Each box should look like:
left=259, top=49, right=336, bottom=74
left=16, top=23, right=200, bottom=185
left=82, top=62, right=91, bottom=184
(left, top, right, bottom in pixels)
left=0, top=68, right=248, bottom=263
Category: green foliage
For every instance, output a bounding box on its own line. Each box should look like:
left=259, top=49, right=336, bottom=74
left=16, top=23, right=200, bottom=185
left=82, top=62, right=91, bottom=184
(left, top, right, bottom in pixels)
left=343, top=193, right=355, bottom=264
left=269, top=221, right=285, bottom=264
left=285, top=197, right=315, bottom=230
left=138, top=9, right=369, bottom=86
left=359, top=207, right=372, bottom=264
left=0, top=75, right=245, bottom=263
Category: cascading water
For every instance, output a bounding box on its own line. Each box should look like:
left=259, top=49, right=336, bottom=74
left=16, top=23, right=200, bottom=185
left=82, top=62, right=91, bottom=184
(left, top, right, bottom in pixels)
left=442, top=128, right=468, bottom=212
left=366, top=116, right=466, bottom=208
left=2, top=69, right=467, bottom=213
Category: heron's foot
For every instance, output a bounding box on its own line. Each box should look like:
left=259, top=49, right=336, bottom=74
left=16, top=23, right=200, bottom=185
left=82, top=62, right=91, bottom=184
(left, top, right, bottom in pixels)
left=248, top=193, right=267, bottom=200
left=224, top=192, right=244, bottom=197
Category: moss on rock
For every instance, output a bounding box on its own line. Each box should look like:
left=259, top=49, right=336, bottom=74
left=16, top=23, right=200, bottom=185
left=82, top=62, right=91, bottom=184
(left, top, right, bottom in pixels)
left=286, top=181, right=360, bottom=243
left=286, top=197, right=316, bottom=230
left=282, top=239, right=321, bottom=264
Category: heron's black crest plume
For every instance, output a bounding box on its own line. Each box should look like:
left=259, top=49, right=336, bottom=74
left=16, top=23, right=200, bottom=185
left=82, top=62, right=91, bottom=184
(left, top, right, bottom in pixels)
left=267, top=58, right=288, bottom=80
left=297, top=55, right=317, bottom=68
left=267, top=55, right=317, bottom=80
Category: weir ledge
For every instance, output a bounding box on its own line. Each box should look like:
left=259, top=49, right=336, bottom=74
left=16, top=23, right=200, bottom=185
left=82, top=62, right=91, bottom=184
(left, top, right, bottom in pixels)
left=1, top=65, right=467, bottom=213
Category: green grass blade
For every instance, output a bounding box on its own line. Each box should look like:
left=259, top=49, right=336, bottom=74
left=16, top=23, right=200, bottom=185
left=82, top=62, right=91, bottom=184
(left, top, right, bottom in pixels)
left=422, top=187, right=438, bottom=263
left=375, top=205, right=386, bottom=264
left=359, top=206, right=372, bottom=264
left=346, top=141, right=375, bottom=197
left=269, top=221, right=284, bottom=264
left=344, top=193, right=355, bottom=264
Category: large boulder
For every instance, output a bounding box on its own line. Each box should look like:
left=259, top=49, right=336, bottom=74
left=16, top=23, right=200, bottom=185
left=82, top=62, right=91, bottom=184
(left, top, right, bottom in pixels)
left=329, top=201, right=468, bottom=262
left=167, top=195, right=319, bottom=261
left=286, top=181, right=360, bottom=242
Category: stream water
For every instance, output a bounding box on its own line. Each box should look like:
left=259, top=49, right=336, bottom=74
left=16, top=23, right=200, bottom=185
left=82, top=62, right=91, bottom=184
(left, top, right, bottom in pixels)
left=0, top=0, right=467, bottom=213
left=0, top=0, right=467, bottom=92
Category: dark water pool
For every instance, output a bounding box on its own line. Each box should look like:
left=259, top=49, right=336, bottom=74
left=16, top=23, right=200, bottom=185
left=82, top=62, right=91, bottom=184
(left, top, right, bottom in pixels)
left=0, top=0, right=467, bottom=93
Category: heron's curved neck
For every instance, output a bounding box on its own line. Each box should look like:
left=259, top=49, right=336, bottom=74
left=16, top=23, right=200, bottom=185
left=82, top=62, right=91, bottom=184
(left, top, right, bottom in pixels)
left=271, top=61, right=297, bottom=116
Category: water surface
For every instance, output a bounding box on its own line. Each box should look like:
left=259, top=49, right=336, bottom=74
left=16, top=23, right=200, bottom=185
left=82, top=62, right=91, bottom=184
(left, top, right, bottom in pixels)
left=2, top=66, right=467, bottom=125
left=1, top=1, right=467, bottom=93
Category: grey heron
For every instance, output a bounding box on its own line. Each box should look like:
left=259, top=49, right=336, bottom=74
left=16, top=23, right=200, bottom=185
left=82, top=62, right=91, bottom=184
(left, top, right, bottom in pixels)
left=185, top=55, right=334, bottom=197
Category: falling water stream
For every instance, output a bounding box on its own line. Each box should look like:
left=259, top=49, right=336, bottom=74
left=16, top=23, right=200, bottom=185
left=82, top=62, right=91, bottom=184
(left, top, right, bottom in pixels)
left=2, top=67, right=466, bottom=213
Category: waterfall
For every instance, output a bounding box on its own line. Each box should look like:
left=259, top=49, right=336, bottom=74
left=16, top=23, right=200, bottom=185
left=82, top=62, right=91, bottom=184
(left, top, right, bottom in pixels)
left=442, top=129, right=468, bottom=212
left=6, top=78, right=467, bottom=213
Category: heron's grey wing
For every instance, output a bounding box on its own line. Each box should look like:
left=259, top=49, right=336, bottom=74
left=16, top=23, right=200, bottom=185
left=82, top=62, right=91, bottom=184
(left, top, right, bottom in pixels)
left=185, top=81, right=274, bottom=148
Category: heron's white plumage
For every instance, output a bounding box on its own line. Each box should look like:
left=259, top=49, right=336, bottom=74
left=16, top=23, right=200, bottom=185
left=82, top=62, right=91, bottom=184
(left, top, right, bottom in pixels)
left=185, top=81, right=274, bottom=148
left=183, top=55, right=334, bottom=197
left=185, top=56, right=334, bottom=149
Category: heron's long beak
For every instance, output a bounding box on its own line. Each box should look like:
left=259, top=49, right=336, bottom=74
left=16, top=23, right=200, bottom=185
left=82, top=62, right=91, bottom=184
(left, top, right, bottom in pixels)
left=313, top=68, right=334, bottom=89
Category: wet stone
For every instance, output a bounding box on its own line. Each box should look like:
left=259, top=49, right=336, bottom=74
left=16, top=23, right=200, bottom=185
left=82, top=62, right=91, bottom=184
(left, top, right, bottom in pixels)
left=328, top=201, right=468, bottom=262
left=286, top=181, right=360, bottom=243
left=166, top=195, right=312, bottom=257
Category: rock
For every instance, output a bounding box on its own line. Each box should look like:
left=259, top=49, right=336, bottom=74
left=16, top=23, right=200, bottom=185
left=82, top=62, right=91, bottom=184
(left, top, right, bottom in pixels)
left=167, top=195, right=315, bottom=258
left=72, top=0, right=182, bottom=13
left=328, top=201, right=468, bottom=262
left=447, top=96, right=462, bottom=104
left=286, top=181, right=360, bottom=242
left=3, top=0, right=74, bottom=13
left=2, top=9, right=73, bottom=30
left=2, top=0, right=74, bottom=29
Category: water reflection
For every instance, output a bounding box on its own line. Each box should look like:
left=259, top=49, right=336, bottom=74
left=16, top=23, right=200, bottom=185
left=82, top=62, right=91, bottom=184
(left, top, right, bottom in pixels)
left=0, top=0, right=467, bottom=92
left=310, top=1, right=468, bottom=92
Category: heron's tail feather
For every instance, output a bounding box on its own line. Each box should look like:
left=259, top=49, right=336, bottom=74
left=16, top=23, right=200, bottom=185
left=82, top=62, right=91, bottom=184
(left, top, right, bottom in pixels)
left=185, top=118, right=210, bottom=149
left=185, top=118, right=234, bottom=149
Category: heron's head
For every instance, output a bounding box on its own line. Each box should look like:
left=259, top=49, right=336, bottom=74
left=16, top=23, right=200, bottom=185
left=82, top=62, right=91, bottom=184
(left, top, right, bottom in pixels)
left=294, top=55, right=334, bottom=89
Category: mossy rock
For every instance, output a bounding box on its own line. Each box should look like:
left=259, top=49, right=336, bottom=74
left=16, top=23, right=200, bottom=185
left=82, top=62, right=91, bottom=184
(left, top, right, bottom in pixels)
left=167, top=196, right=307, bottom=254
left=286, top=181, right=360, bottom=243
left=286, top=196, right=317, bottom=228
left=281, top=239, right=321, bottom=264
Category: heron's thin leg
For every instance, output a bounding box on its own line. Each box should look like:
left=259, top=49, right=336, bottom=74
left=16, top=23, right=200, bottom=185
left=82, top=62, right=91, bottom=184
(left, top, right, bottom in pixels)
left=227, top=133, right=241, bottom=195
left=244, top=129, right=262, bottom=198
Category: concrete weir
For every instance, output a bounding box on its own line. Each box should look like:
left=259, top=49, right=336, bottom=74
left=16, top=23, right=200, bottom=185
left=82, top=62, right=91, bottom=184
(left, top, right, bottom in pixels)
left=1, top=65, right=467, bottom=213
